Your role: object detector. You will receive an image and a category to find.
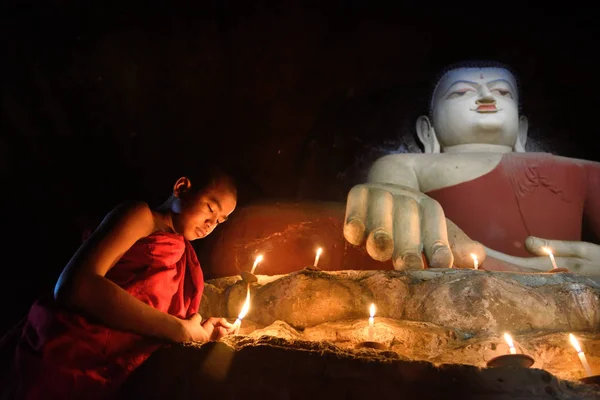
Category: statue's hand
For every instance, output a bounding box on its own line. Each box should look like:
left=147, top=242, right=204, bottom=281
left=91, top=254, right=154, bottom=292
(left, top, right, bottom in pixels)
left=525, top=236, right=600, bottom=275
left=485, top=237, right=600, bottom=276
left=343, top=183, right=485, bottom=270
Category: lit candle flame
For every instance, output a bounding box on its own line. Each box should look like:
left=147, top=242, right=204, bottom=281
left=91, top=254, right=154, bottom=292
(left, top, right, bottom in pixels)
left=541, top=247, right=558, bottom=269
left=470, top=253, right=479, bottom=270
left=250, top=254, right=263, bottom=274
left=368, top=303, right=375, bottom=341
left=234, top=286, right=251, bottom=328
left=313, top=247, right=323, bottom=267
left=503, top=332, right=517, bottom=355
left=569, top=333, right=593, bottom=377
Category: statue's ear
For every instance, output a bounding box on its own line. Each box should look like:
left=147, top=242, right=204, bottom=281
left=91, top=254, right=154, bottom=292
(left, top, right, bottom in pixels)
left=416, top=115, right=440, bottom=153
left=514, top=115, right=528, bottom=152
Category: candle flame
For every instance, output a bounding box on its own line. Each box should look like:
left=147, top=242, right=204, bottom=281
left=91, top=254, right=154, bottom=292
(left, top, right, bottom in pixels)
left=541, top=246, right=552, bottom=256
left=369, top=303, right=376, bottom=318
left=470, top=253, right=479, bottom=269
left=313, top=247, right=323, bottom=267
left=503, top=332, right=516, bottom=354
left=569, top=333, right=583, bottom=353
left=250, top=254, right=263, bottom=274
left=237, top=286, right=251, bottom=320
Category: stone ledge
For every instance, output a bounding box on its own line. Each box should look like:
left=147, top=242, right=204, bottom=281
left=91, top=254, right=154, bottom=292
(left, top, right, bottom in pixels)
left=119, top=337, right=600, bottom=400
left=201, top=269, right=600, bottom=334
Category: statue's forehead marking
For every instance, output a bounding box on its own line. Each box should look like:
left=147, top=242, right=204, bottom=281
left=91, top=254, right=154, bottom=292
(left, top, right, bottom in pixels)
left=480, top=72, right=484, bottom=80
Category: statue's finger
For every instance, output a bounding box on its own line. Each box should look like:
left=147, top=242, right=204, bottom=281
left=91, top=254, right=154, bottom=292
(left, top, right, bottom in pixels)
left=525, top=236, right=583, bottom=258
left=392, top=196, right=423, bottom=270
left=420, top=197, right=453, bottom=269
left=343, top=184, right=369, bottom=245
left=446, top=218, right=486, bottom=269
left=365, top=189, right=394, bottom=261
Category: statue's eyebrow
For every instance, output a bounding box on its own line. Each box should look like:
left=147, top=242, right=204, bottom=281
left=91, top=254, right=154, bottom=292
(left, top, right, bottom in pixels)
left=487, top=78, right=517, bottom=94
left=442, top=80, right=478, bottom=97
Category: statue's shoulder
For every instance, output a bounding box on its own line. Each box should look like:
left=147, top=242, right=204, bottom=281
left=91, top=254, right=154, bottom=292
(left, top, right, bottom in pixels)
left=551, top=154, right=600, bottom=168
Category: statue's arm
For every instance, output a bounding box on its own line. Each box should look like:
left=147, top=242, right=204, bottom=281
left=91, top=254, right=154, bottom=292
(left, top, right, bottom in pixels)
left=366, top=154, right=421, bottom=191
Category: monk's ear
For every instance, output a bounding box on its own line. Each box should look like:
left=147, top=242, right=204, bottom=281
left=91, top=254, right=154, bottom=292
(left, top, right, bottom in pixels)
left=514, top=115, right=528, bottom=152
left=173, top=177, right=192, bottom=198
left=416, top=115, right=440, bottom=154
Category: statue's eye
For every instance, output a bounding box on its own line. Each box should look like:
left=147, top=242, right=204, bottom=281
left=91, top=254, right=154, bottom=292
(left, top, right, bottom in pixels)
left=447, top=89, right=473, bottom=99
left=491, top=89, right=513, bottom=99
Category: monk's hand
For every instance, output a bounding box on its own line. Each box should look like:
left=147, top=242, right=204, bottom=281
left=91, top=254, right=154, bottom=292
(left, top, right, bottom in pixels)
left=180, top=313, right=210, bottom=342
left=524, top=237, right=600, bottom=275
left=343, top=183, right=485, bottom=270
left=201, top=317, right=237, bottom=341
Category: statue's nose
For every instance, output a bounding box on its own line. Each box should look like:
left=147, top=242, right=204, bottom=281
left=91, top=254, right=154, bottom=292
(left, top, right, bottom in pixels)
left=476, top=85, right=495, bottom=104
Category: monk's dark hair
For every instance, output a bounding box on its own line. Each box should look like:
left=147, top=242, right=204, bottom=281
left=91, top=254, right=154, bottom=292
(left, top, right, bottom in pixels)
left=428, top=59, right=522, bottom=117
left=182, top=164, right=237, bottom=198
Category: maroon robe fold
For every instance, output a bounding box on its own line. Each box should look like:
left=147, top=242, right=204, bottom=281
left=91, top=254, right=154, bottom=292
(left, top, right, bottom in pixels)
left=12, top=231, right=204, bottom=399
left=426, top=153, right=600, bottom=258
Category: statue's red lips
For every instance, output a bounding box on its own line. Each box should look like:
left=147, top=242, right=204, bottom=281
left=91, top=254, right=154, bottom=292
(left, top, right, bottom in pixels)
left=475, top=104, right=498, bottom=113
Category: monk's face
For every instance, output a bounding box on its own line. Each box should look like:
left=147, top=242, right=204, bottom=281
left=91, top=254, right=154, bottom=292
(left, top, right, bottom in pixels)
left=175, top=182, right=237, bottom=241
left=431, top=67, right=520, bottom=148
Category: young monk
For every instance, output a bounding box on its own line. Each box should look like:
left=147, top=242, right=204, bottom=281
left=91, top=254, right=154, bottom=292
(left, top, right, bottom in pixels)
left=7, top=167, right=238, bottom=399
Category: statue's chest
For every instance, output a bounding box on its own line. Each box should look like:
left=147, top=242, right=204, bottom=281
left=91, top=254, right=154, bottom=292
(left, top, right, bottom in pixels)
left=417, top=154, right=504, bottom=193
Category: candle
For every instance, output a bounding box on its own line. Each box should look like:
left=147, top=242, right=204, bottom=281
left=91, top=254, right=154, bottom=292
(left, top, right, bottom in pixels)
left=504, top=332, right=517, bottom=354
left=250, top=254, right=263, bottom=274
left=368, top=303, right=375, bottom=341
left=313, top=247, right=323, bottom=268
left=541, top=247, right=558, bottom=270
left=569, top=333, right=593, bottom=377
left=233, top=286, right=251, bottom=330
left=470, top=253, right=479, bottom=270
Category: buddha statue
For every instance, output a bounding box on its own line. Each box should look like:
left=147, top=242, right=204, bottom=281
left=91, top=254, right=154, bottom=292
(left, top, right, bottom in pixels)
left=198, top=61, right=600, bottom=278
left=344, top=61, right=600, bottom=275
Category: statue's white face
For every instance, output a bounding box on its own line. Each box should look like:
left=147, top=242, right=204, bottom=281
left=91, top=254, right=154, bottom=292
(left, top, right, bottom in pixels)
left=431, top=67, right=520, bottom=149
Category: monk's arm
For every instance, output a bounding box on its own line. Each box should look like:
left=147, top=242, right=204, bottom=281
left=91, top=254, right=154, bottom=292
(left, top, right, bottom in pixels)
left=366, top=154, right=420, bottom=190
left=54, top=202, right=189, bottom=343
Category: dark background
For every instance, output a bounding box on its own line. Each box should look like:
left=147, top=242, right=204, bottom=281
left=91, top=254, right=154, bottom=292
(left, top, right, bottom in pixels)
left=2, top=1, right=599, bottom=333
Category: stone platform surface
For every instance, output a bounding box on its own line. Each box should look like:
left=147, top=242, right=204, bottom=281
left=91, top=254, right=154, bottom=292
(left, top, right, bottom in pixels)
left=120, top=269, right=600, bottom=399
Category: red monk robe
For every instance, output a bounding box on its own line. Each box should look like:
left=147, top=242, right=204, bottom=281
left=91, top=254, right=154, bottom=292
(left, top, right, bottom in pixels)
left=11, top=231, right=203, bottom=399
left=426, top=153, right=600, bottom=258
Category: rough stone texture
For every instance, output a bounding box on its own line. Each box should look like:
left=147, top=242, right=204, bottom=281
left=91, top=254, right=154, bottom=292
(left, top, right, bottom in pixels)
left=119, top=337, right=600, bottom=400
left=117, top=267, right=600, bottom=399
left=200, top=269, right=600, bottom=334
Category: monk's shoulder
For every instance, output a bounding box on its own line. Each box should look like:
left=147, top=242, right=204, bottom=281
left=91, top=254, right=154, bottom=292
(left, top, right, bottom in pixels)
left=104, top=201, right=158, bottom=234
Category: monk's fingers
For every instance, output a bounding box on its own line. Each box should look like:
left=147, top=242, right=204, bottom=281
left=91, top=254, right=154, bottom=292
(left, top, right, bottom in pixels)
left=344, top=184, right=369, bottom=246
left=525, top=236, right=600, bottom=260
left=365, top=189, right=394, bottom=261
left=392, top=197, right=423, bottom=270
left=446, top=218, right=486, bottom=269
left=420, top=197, right=453, bottom=269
